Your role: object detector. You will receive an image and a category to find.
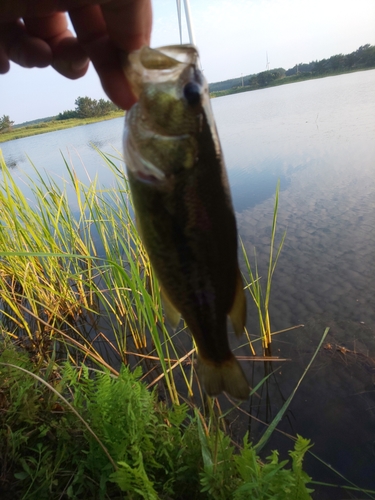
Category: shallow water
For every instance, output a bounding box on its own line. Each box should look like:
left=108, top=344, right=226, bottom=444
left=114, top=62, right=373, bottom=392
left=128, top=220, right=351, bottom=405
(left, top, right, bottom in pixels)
left=1, top=69, right=375, bottom=497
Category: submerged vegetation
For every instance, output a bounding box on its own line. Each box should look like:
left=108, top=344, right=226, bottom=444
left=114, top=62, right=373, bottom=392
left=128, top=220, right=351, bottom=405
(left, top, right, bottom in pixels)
left=0, top=149, right=373, bottom=498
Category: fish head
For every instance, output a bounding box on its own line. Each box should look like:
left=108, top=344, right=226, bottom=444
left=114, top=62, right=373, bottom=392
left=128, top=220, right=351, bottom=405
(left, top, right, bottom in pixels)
left=124, top=45, right=206, bottom=136
left=123, top=45, right=217, bottom=183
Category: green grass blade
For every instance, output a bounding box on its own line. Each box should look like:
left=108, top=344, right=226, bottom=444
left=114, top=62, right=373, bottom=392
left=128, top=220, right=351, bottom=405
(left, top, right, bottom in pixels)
left=254, top=327, right=330, bottom=453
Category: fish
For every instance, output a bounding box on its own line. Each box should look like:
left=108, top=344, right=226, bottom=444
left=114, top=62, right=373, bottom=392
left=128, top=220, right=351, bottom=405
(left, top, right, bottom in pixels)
left=123, top=44, right=249, bottom=400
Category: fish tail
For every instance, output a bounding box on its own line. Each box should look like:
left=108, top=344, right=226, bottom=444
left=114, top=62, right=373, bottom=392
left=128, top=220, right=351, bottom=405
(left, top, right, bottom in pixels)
left=197, top=355, right=250, bottom=401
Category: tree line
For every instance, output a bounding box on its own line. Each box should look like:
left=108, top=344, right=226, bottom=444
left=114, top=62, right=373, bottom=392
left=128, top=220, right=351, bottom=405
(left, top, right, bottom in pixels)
left=1, top=97, right=120, bottom=132
left=286, top=44, right=375, bottom=76
left=57, top=96, right=120, bottom=120
left=209, top=43, right=375, bottom=93
left=3, top=44, right=375, bottom=127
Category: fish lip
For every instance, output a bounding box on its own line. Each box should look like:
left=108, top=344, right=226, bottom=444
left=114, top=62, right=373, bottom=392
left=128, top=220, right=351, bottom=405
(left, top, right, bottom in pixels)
left=123, top=44, right=200, bottom=98
left=132, top=44, right=198, bottom=68
left=148, top=44, right=199, bottom=66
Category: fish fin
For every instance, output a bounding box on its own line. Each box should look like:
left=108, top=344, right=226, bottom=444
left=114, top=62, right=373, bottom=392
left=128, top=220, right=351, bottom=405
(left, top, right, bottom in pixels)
left=229, top=270, right=247, bottom=338
left=124, top=126, right=165, bottom=182
left=197, top=354, right=250, bottom=401
left=160, top=286, right=181, bottom=330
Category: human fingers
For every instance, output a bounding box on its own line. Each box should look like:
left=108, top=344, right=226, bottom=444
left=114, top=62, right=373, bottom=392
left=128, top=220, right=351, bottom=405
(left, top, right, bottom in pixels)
left=0, top=20, right=52, bottom=72
left=0, top=13, right=88, bottom=78
left=0, top=2, right=107, bottom=77
left=100, top=0, right=152, bottom=51
left=0, top=44, right=10, bottom=73
left=0, top=0, right=112, bottom=22
left=69, top=0, right=152, bottom=109
left=24, top=13, right=89, bottom=79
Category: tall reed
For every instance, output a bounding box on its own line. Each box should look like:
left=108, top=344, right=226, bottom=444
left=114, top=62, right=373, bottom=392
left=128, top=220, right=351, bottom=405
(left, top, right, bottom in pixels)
left=1, top=149, right=367, bottom=498
left=0, top=149, right=193, bottom=404
left=241, top=180, right=286, bottom=353
left=0, top=146, right=292, bottom=405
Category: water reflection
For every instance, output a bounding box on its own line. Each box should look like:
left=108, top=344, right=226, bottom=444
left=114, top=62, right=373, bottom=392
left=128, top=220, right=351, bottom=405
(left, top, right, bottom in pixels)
left=0, top=117, right=124, bottom=191
left=0, top=70, right=375, bottom=495
left=0, top=155, right=18, bottom=169
left=229, top=157, right=290, bottom=212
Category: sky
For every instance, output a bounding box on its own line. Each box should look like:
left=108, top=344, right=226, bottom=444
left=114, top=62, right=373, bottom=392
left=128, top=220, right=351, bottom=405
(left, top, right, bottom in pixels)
left=1, top=0, right=375, bottom=124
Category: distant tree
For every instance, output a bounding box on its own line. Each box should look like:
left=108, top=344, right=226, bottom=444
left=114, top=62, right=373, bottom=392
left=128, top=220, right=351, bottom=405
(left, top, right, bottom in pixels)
left=74, top=96, right=99, bottom=118
left=358, top=44, right=375, bottom=67
left=312, top=58, right=329, bottom=74
left=96, top=98, right=119, bottom=116
left=285, top=65, right=298, bottom=77
left=73, top=96, right=119, bottom=118
left=275, top=67, right=286, bottom=77
left=256, top=71, right=269, bottom=86
left=256, top=70, right=281, bottom=87
left=57, top=110, right=78, bottom=120
left=0, top=115, right=14, bottom=132
left=207, top=44, right=375, bottom=95
left=345, top=52, right=357, bottom=68
left=249, top=75, right=258, bottom=87
left=329, top=54, right=345, bottom=71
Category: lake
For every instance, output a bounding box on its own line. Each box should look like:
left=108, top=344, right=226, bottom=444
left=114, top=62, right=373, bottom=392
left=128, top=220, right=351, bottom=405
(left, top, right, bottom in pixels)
left=1, top=69, right=375, bottom=498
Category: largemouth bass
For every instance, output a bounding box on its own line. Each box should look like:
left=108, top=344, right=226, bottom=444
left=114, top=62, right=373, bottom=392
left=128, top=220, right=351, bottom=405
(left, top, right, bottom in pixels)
left=123, top=44, right=249, bottom=400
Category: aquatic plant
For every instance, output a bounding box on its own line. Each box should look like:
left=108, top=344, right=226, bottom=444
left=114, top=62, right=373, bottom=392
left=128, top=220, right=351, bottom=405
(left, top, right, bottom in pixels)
left=241, top=180, right=286, bottom=352
left=0, top=148, right=193, bottom=404
left=0, top=343, right=315, bottom=499
left=0, top=149, right=372, bottom=499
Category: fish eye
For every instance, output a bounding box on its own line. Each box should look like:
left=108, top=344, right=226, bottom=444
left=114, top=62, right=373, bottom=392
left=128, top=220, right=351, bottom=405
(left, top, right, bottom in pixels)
left=183, top=82, right=201, bottom=106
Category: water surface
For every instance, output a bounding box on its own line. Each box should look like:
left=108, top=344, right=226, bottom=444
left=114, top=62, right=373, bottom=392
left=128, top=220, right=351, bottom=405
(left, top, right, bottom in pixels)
left=1, top=69, right=375, bottom=498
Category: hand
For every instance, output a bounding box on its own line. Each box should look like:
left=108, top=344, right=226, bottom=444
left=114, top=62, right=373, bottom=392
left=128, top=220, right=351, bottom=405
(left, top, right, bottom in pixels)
left=0, top=0, right=152, bottom=109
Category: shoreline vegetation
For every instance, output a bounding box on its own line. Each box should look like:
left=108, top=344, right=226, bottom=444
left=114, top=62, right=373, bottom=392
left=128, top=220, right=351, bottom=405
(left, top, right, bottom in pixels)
left=0, top=109, right=124, bottom=143
left=0, top=67, right=370, bottom=145
left=1, top=44, right=374, bottom=144
left=1, top=150, right=368, bottom=497
left=0, top=152, right=312, bottom=498
left=209, top=65, right=375, bottom=98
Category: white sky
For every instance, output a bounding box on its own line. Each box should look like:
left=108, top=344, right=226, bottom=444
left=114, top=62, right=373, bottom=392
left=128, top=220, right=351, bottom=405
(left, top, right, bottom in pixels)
left=1, top=0, right=375, bottom=124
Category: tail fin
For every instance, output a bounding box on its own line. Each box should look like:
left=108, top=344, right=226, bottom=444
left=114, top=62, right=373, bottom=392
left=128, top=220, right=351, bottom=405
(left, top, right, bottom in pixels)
left=197, top=354, right=250, bottom=400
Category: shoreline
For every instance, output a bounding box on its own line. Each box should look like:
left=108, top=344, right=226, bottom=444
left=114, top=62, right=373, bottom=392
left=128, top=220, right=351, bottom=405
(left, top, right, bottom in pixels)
left=209, top=66, right=375, bottom=98
left=0, top=110, right=125, bottom=144
left=1, top=67, right=374, bottom=144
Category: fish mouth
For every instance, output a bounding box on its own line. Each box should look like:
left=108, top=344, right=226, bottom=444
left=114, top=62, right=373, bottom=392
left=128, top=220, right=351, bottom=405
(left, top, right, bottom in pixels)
left=138, top=45, right=199, bottom=68
left=123, top=44, right=200, bottom=98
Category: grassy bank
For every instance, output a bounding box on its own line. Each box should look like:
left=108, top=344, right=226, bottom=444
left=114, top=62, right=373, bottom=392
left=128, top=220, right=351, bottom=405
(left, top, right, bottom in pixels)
left=0, top=150, right=372, bottom=498
left=0, top=110, right=124, bottom=143
left=2, top=67, right=374, bottom=145
left=210, top=66, right=375, bottom=98
left=0, top=342, right=316, bottom=499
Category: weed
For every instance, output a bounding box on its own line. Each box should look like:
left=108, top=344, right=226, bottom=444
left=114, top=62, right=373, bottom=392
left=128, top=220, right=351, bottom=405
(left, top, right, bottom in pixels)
left=0, top=344, right=316, bottom=499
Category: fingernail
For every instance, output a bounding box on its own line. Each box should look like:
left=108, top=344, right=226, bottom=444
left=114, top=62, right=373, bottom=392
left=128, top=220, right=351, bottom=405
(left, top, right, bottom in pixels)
left=53, top=57, right=89, bottom=78
left=71, top=57, right=90, bottom=72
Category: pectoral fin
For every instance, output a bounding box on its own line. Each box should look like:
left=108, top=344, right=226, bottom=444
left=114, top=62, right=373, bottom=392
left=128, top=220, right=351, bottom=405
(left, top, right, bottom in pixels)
left=228, top=270, right=247, bottom=337
left=160, top=286, right=181, bottom=330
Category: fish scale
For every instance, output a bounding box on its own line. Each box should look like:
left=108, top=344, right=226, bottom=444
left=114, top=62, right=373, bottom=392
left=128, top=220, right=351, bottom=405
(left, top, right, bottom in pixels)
left=123, top=44, right=250, bottom=400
